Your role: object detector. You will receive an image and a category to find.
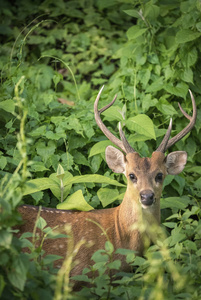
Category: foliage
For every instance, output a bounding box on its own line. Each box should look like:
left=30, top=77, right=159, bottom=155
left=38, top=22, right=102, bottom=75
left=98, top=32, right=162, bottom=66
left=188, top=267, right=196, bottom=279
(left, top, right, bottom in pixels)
left=0, top=0, right=201, bottom=299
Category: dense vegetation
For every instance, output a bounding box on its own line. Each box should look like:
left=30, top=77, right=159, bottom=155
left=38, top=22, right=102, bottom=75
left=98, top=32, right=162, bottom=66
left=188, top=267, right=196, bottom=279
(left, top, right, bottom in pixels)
left=0, top=0, right=201, bottom=299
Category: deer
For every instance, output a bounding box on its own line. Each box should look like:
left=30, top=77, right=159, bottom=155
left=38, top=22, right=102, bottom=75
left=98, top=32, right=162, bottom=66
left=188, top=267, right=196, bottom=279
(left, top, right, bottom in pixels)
left=16, top=86, right=197, bottom=289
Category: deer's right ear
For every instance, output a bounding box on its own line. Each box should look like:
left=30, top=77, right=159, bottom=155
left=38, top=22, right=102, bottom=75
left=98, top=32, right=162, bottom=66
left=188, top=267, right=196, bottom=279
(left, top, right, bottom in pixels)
left=105, top=146, right=126, bottom=174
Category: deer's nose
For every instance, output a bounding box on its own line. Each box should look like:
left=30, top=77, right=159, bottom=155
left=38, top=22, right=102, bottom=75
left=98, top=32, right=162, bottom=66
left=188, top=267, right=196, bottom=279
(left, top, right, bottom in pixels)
left=140, top=190, right=155, bottom=206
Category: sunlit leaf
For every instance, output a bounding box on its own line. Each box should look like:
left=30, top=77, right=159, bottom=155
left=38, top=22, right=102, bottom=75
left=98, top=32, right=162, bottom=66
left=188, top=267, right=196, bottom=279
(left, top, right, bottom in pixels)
left=57, top=190, right=94, bottom=211
left=126, top=114, right=156, bottom=140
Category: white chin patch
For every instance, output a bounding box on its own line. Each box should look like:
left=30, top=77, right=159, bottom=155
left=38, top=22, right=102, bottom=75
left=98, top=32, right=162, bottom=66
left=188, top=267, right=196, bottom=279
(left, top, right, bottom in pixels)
left=139, top=198, right=156, bottom=209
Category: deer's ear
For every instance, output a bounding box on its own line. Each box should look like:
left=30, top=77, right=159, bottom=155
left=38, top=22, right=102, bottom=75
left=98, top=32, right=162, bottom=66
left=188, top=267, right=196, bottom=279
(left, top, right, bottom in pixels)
left=105, top=146, right=126, bottom=174
left=165, top=151, right=187, bottom=175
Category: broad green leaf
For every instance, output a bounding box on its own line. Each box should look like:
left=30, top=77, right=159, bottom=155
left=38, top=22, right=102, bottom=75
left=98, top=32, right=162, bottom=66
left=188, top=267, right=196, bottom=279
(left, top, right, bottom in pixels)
left=50, top=172, right=73, bottom=199
left=169, top=227, right=186, bottom=247
left=36, top=140, right=56, bottom=163
left=194, top=177, right=201, bottom=190
left=29, top=125, right=47, bottom=137
left=141, top=94, right=158, bottom=112
left=160, top=197, right=190, bottom=210
left=123, top=9, right=141, bottom=18
left=7, top=255, right=28, bottom=291
left=31, top=191, right=44, bottom=204
left=144, top=4, right=160, bottom=19
left=0, top=156, right=7, bottom=170
left=57, top=190, right=94, bottom=211
left=105, top=241, right=114, bottom=254
left=43, top=254, right=63, bottom=265
left=74, top=150, right=89, bottom=166
left=164, top=82, right=188, bottom=98
left=180, top=67, right=193, bottom=84
left=36, top=216, right=47, bottom=230
left=146, top=77, right=164, bottom=93
left=45, top=131, right=66, bottom=140
left=0, top=230, right=12, bottom=247
left=183, top=240, right=197, bottom=251
left=156, top=98, right=177, bottom=116
left=185, top=166, right=201, bottom=174
left=127, top=25, right=148, bottom=40
left=163, top=222, right=176, bottom=229
left=102, top=105, right=124, bottom=122
left=66, top=174, right=125, bottom=187
left=89, top=140, right=113, bottom=157
left=0, top=99, right=15, bottom=113
left=30, top=162, right=49, bottom=172
left=99, top=189, right=124, bottom=207
left=176, top=29, right=201, bottom=44
left=139, top=69, right=151, bottom=89
left=126, top=114, right=156, bottom=140
left=23, top=178, right=58, bottom=195
left=97, top=188, right=119, bottom=207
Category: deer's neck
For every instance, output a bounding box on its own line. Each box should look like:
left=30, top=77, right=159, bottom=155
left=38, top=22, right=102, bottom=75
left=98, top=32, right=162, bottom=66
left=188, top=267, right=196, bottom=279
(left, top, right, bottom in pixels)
left=116, top=187, right=161, bottom=252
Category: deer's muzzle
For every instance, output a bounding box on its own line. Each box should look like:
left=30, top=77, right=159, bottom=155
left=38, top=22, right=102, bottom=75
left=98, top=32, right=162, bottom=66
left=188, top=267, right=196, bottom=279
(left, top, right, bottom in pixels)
left=140, top=190, right=155, bottom=207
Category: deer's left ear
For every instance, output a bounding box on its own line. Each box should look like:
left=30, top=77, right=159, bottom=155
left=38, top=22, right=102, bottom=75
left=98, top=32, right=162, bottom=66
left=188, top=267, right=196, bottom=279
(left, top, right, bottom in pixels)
left=165, top=151, right=187, bottom=175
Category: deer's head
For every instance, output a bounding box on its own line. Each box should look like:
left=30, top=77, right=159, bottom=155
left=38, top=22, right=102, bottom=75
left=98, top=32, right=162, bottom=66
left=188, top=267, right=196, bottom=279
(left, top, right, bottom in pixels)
left=94, top=87, right=196, bottom=209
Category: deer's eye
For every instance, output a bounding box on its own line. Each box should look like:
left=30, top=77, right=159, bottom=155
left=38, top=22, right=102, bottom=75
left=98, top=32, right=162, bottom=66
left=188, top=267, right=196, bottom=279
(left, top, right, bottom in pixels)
left=155, top=173, right=163, bottom=183
left=129, top=173, right=137, bottom=182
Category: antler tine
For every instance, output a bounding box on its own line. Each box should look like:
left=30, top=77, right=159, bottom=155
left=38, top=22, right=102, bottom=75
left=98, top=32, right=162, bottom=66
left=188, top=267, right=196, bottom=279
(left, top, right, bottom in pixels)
left=156, top=118, right=172, bottom=153
left=94, top=86, right=134, bottom=154
left=118, top=123, right=136, bottom=153
left=158, top=90, right=197, bottom=152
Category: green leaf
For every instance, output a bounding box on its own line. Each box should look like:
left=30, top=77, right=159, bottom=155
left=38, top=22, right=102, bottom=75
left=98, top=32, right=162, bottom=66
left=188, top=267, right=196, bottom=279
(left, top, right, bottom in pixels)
left=57, top=190, right=94, bottom=211
left=102, top=105, right=124, bottom=122
left=29, top=125, right=47, bottom=137
left=156, top=98, right=177, bottom=116
left=163, top=222, right=176, bottom=229
left=105, top=241, right=114, bottom=254
left=57, top=164, right=65, bottom=180
left=0, top=275, right=5, bottom=297
left=74, top=150, right=89, bottom=166
left=180, top=68, right=193, bottom=84
left=89, top=140, right=113, bottom=157
left=0, top=230, right=12, bottom=248
left=144, top=4, right=160, bottom=20
left=123, top=9, right=141, bottom=18
left=36, top=216, right=47, bottom=230
left=42, top=254, right=63, bottom=265
left=30, top=162, right=49, bottom=172
left=169, top=227, right=186, bottom=246
left=176, top=29, right=201, bottom=44
left=126, top=114, right=156, bottom=140
left=160, top=197, right=190, bottom=210
left=164, top=82, right=188, bottom=98
left=23, top=178, right=58, bottom=195
left=36, top=140, right=56, bottom=163
left=97, top=188, right=120, bottom=207
left=7, top=255, right=28, bottom=291
left=50, top=172, right=73, bottom=200
left=0, top=99, right=15, bottom=113
left=66, top=174, right=125, bottom=187
left=194, top=177, right=201, bottom=190
left=141, top=94, right=158, bottom=112
left=0, top=156, right=7, bottom=170
left=107, top=259, right=121, bottom=270
left=127, top=25, right=148, bottom=40
left=146, top=77, right=164, bottom=93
